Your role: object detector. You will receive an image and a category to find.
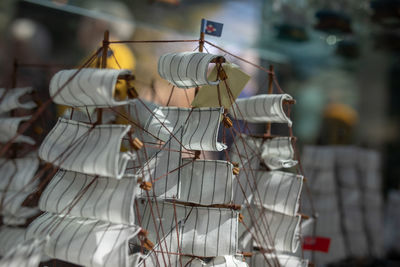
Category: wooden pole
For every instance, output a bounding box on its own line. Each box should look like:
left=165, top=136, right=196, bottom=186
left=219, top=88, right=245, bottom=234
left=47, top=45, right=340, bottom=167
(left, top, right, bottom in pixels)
left=265, top=65, right=274, bottom=136
left=96, top=30, right=109, bottom=124
left=195, top=31, right=205, bottom=96
left=199, top=32, right=205, bottom=53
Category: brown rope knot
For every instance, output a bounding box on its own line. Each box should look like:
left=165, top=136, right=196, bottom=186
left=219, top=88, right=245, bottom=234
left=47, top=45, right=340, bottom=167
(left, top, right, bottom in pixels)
left=131, top=137, right=143, bottom=150
left=138, top=229, right=154, bottom=250
left=194, top=150, right=201, bottom=159
left=222, top=115, right=233, bottom=128
left=139, top=181, right=152, bottom=191
left=238, top=213, right=244, bottom=223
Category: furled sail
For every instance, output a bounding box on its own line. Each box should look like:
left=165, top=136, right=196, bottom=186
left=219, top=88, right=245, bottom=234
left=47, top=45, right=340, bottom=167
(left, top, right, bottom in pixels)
left=39, top=170, right=138, bottom=225
left=39, top=118, right=134, bottom=179
left=230, top=94, right=293, bottom=126
left=158, top=52, right=222, bottom=88
left=0, top=116, right=35, bottom=145
left=0, top=157, right=39, bottom=192
left=136, top=200, right=238, bottom=257
left=26, top=212, right=141, bottom=267
left=0, top=87, right=37, bottom=114
left=49, top=68, right=132, bottom=107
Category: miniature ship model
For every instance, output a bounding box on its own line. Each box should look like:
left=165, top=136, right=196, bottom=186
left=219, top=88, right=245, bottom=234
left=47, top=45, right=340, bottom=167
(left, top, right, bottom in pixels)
left=0, top=34, right=310, bottom=267
left=0, top=87, right=41, bottom=259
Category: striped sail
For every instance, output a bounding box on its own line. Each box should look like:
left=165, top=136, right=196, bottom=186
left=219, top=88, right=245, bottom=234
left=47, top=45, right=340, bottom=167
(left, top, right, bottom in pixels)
left=0, top=87, right=37, bottom=114
left=0, top=157, right=39, bottom=192
left=49, top=68, right=132, bottom=107
left=137, top=133, right=182, bottom=198
left=39, top=118, right=134, bottom=179
left=26, top=212, right=141, bottom=267
left=136, top=200, right=239, bottom=257
left=252, top=171, right=303, bottom=216
left=158, top=52, right=222, bottom=89
left=178, top=159, right=234, bottom=205
left=129, top=99, right=227, bottom=151
left=0, top=116, right=35, bottom=145
left=231, top=94, right=293, bottom=126
left=239, top=207, right=301, bottom=253
left=0, top=236, right=48, bottom=267
left=39, top=170, right=138, bottom=225
left=230, top=134, right=297, bottom=170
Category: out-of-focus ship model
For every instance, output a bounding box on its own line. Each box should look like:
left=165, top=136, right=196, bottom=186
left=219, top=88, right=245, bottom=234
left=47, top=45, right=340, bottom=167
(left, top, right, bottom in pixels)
left=0, top=24, right=311, bottom=267
left=0, top=86, right=41, bottom=259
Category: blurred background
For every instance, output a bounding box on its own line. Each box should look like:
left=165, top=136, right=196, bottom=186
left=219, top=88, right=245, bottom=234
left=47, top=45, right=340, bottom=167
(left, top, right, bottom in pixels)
left=0, top=0, right=399, bottom=266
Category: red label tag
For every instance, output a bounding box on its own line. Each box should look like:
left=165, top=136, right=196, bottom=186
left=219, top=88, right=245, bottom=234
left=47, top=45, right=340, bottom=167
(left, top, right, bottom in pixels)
left=302, top=236, right=331, bottom=253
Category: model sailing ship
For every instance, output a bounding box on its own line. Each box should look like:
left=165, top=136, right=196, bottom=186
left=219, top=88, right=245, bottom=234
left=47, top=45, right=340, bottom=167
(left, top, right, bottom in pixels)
left=0, top=86, right=41, bottom=258
left=0, top=25, right=311, bottom=267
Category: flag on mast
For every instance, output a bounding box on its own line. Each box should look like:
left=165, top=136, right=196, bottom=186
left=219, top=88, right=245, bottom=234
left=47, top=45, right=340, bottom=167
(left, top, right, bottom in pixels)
left=201, top=18, right=224, bottom=37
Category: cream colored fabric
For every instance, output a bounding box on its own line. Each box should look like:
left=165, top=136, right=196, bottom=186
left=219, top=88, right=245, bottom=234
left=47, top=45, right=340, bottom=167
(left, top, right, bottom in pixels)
left=49, top=68, right=132, bottom=107
left=192, top=62, right=250, bottom=109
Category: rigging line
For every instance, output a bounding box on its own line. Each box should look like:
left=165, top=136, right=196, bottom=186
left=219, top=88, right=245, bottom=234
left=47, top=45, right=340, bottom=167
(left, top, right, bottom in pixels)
left=135, top=98, right=190, bottom=150
left=152, top=158, right=195, bottom=183
left=109, top=39, right=200, bottom=44
left=166, top=85, right=175, bottom=106
left=228, top=127, right=280, bottom=267
left=133, top=106, right=173, bottom=266
left=204, top=40, right=273, bottom=75
left=224, top=83, right=280, bottom=266
left=226, top=132, right=277, bottom=264
left=240, top=216, right=279, bottom=267
left=183, top=87, right=191, bottom=107
left=134, top=199, right=150, bottom=265
left=107, top=106, right=164, bottom=143
left=172, top=201, right=184, bottom=267
left=0, top=47, right=103, bottom=158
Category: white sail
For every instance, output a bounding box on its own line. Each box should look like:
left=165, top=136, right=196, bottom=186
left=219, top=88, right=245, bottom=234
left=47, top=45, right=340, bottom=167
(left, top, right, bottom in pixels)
left=0, top=157, right=39, bottom=192
left=0, top=190, right=40, bottom=220
left=0, top=116, right=35, bottom=145
left=137, top=133, right=182, bottom=198
left=137, top=200, right=238, bottom=257
left=239, top=207, right=301, bottom=253
left=158, top=52, right=222, bottom=88
left=0, top=236, right=48, bottom=267
left=26, top=212, right=141, bottom=267
left=251, top=253, right=308, bottom=267
left=0, top=87, right=37, bottom=114
left=39, top=118, right=134, bottom=179
left=39, top=169, right=138, bottom=225
left=0, top=226, right=25, bottom=256
left=230, top=135, right=297, bottom=171
left=49, top=68, right=132, bottom=107
left=253, top=171, right=303, bottom=216
left=179, top=159, right=234, bottom=205
left=62, top=107, right=117, bottom=124
left=231, top=94, right=293, bottom=126
left=130, top=99, right=227, bottom=151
